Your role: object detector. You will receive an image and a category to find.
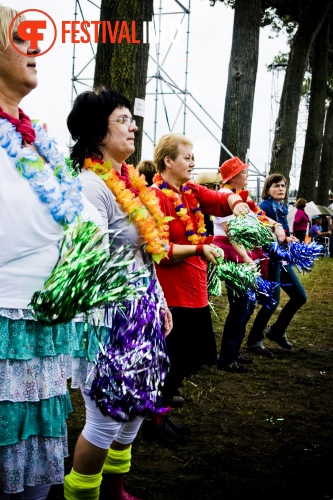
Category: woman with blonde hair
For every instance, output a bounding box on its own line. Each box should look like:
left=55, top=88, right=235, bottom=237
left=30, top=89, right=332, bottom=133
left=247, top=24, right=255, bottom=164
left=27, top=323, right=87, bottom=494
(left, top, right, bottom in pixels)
left=141, top=133, right=251, bottom=442
left=0, top=5, right=100, bottom=498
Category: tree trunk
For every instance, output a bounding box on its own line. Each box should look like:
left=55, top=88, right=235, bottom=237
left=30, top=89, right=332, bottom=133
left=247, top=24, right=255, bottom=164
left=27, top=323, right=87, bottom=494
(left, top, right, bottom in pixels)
left=94, top=0, right=153, bottom=166
left=219, top=0, right=261, bottom=166
left=297, top=15, right=330, bottom=201
left=317, top=99, right=333, bottom=205
left=269, top=0, right=331, bottom=185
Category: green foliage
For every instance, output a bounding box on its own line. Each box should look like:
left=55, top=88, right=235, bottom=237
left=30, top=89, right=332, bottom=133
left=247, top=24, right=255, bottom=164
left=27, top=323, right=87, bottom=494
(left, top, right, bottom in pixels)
left=267, top=51, right=289, bottom=71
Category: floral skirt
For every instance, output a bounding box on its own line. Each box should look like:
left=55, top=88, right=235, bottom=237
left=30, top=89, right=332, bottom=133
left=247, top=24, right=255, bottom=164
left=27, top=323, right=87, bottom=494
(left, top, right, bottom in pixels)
left=0, top=311, right=74, bottom=494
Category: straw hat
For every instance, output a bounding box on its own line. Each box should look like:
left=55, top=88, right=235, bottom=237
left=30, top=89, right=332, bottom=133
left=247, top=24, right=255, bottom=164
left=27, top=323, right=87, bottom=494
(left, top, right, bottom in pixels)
left=195, top=171, right=222, bottom=186
left=219, top=157, right=249, bottom=184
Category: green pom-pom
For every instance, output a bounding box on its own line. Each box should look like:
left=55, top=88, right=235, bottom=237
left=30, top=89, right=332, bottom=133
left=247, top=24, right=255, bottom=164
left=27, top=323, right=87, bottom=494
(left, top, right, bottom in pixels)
left=227, top=216, right=276, bottom=250
left=208, top=258, right=261, bottom=297
left=30, top=220, right=146, bottom=324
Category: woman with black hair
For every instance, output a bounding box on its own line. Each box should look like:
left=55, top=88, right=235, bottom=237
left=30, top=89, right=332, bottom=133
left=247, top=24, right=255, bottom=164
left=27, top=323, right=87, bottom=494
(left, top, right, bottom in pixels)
left=64, top=88, right=172, bottom=500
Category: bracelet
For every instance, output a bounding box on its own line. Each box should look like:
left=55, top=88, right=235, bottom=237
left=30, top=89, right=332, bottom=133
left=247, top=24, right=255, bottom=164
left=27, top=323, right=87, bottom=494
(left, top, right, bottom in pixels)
left=195, top=244, right=204, bottom=256
left=231, top=199, right=244, bottom=210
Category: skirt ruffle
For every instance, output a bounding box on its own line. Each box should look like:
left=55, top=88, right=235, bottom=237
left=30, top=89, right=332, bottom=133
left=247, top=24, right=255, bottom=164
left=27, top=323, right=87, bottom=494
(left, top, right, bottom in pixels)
left=0, top=433, right=68, bottom=494
left=0, top=355, right=71, bottom=402
left=0, top=393, right=72, bottom=446
left=0, top=315, right=80, bottom=360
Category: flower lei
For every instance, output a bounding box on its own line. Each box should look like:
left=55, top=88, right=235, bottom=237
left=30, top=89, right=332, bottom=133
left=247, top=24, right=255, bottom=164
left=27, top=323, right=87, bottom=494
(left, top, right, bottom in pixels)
left=83, top=158, right=171, bottom=263
left=153, top=173, right=209, bottom=244
left=0, top=117, right=83, bottom=226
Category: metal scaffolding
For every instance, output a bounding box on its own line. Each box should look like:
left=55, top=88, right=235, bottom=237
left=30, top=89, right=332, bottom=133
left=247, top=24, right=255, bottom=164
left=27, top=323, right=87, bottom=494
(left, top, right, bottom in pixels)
left=69, top=0, right=240, bottom=172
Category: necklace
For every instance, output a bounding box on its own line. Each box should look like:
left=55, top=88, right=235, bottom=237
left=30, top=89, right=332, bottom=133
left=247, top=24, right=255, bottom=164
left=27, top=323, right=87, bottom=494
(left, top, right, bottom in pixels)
left=0, top=106, right=36, bottom=144
left=0, top=117, right=83, bottom=226
left=83, top=158, right=170, bottom=263
left=153, top=173, right=208, bottom=244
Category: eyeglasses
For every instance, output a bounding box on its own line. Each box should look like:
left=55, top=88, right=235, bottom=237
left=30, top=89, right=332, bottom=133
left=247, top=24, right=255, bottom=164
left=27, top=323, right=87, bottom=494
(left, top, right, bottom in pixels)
left=109, top=116, right=137, bottom=127
left=241, top=169, right=249, bottom=174
left=271, top=183, right=287, bottom=188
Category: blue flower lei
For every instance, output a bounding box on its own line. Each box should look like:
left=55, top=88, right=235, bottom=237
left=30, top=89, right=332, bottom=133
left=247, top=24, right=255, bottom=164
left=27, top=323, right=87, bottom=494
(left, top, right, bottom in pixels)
left=0, top=118, right=83, bottom=226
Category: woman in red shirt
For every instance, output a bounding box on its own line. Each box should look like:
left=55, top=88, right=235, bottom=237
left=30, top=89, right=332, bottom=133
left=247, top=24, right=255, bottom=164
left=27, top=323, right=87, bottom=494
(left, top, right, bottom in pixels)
left=144, top=133, right=250, bottom=442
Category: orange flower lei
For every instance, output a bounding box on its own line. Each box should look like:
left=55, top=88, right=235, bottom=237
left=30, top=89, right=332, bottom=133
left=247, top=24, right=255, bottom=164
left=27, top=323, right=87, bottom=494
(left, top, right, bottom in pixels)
left=153, top=173, right=208, bottom=245
left=83, top=158, right=171, bottom=263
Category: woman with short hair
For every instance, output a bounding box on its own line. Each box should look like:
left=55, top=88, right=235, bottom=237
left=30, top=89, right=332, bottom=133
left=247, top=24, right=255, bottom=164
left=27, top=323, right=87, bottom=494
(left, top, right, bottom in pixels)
left=293, top=198, right=310, bottom=242
left=145, top=134, right=251, bottom=440
left=247, top=174, right=307, bottom=356
left=64, top=88, right=172, bottom=500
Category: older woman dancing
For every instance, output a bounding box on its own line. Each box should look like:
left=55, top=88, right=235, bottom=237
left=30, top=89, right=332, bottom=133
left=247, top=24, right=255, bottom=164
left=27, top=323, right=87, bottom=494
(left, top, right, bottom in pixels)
left=213, top=158, right=285, bottom=373
left=0, top=6, right=101, bottom=499
left=141, top=134, right=250, bottom=441
left=247, top=174, right=307, bottom=356
left=64, top=88, right=172, bottom=500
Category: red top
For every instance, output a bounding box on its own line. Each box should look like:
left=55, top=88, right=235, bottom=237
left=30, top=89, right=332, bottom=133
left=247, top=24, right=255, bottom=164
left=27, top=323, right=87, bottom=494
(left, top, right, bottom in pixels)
left=293, top=208, right=309, bottom=232
left=153, top=182, right=232, bottom=308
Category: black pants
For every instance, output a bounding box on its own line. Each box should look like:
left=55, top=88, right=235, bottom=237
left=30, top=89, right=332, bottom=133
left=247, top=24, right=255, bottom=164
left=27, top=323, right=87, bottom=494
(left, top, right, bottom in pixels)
left=161, top=305, right=217, bottom=402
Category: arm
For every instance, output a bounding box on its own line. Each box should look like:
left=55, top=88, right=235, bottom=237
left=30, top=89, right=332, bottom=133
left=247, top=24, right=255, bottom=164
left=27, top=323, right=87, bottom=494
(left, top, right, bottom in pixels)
left=315, top=228, right=331, bottom=237
left=189, top=183, right=250, bottom=217
left=221, top=221, right=254, bottom=264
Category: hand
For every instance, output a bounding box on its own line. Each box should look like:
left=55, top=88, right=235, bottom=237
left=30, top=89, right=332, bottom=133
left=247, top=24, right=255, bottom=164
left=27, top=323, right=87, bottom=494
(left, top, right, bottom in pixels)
left=162, top=307, right=173, bottom=337
left=202, top=244, right=224, bottom=265
left=243, top=256, right=254, bottom=265
left=232, top=202, right=250, bottom=217
left=286, top=235, right=298, bottom=243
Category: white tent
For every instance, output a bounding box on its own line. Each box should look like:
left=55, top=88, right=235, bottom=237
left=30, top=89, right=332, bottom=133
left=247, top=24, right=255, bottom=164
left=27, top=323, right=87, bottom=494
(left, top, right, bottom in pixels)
left=287, top=201, right=324, bottom=230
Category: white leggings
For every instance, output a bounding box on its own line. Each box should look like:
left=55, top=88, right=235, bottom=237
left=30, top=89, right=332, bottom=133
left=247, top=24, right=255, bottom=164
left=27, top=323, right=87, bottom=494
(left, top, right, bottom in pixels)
left=0, top=485, right=51, bottom=499
left=81, top=387, right=144, bottom=449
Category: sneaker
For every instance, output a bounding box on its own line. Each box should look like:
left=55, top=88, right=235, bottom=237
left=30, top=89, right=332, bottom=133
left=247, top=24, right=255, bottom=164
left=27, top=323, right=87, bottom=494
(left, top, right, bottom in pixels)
left=217, top=361, right=249, bottom=373
left=237, top=354, right=253, bottom=364
left=266, top=329, right=293, bottom=350
left=247, top=345, right=274, bottom=357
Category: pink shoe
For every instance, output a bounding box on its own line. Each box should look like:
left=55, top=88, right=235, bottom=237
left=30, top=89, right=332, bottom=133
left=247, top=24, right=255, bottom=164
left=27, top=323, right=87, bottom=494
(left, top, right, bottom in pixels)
left=99, top=473, right=142, bottom=500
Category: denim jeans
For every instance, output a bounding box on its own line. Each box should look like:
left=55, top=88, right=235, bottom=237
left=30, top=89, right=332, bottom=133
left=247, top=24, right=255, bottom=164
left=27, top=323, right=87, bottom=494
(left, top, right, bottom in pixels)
left=218, top=286, right=255, bottom=365
left=247, top=262, right=307, bottom=347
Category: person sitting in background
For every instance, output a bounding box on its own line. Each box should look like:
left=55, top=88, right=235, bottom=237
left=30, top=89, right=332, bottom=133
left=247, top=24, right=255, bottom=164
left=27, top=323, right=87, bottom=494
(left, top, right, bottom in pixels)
left=309, top=216, right=330, bottom=240
left=293, top=198, right=310, bottom=242
left=136, top=159, right=157, bottom=187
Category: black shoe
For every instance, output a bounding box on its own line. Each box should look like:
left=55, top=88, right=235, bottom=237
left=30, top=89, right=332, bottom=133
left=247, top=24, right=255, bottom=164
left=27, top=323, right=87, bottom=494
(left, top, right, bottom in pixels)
left=166, top=416, right=190, bottom=436
left=217, top=361, right=249, bottom=373
left=237, top=354, right=253, bottom=364
left=266, top=329, right=293, bottom=350
left=170, top=395, right=184, bottom=408
left=141, top=416, right=187, bottom=446
left=247, top=345, right=274, bottom=357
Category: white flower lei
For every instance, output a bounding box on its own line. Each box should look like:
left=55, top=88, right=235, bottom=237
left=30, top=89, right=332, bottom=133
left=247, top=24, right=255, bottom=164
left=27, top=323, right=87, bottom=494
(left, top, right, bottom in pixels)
left=0, top=118, right=83, bottom=226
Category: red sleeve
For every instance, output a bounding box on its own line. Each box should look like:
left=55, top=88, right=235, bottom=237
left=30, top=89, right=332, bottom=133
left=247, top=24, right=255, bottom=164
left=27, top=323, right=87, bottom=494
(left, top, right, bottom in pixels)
left=186, top=182, right=233, bottom=216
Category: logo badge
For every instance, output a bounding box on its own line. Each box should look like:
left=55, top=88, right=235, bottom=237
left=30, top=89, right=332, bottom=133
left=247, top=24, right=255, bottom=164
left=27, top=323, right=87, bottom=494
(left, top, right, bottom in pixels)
left=9, top=9, right=57, bottom=56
